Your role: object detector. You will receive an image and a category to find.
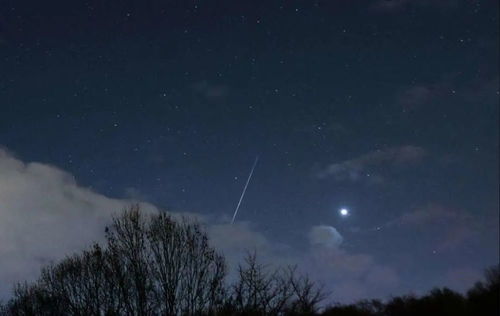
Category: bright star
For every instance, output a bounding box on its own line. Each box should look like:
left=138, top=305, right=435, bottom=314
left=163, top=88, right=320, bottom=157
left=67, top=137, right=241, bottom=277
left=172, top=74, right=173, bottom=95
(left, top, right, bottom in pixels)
left=339, top=208, right=349, bottom=217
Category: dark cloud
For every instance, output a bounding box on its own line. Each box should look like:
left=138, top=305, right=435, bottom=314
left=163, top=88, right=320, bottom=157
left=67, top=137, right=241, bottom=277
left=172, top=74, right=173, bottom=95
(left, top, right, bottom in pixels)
left=380, top=204, right=482, bottom=252
left=372, top=0, right=458, bottom=12
left=397, top=204, right=469, bottom=226
left=398, top=85, right=433, bottom=112
left=317, top=146, right=427, bottom=181
left=396, top=74, right=499, bottom=112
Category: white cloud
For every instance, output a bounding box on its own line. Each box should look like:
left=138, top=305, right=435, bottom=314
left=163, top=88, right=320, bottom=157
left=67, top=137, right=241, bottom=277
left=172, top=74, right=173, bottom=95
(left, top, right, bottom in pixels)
left=305, top=247, right=400, bottom=303
left=0, top=148, right=400, bottom=303
left=0, top=149, right=157, bottom=298
left=210, top=223, right=400, bottom=303
left=309, top=225, right=343, bottom=249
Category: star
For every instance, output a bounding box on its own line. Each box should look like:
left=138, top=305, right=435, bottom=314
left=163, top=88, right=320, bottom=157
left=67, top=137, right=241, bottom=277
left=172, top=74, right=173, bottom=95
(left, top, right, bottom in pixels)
left=339, top=208, right=349, bottom=217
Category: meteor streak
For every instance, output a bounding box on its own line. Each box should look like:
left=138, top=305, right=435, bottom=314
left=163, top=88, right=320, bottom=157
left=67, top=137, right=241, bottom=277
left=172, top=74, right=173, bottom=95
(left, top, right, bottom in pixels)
left=231, top=156, right=259, bottom=224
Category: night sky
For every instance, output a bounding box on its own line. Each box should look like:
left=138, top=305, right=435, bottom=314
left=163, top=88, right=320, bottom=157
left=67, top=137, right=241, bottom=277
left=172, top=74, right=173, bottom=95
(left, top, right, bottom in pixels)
left=0, top=0, right=498, bottom=303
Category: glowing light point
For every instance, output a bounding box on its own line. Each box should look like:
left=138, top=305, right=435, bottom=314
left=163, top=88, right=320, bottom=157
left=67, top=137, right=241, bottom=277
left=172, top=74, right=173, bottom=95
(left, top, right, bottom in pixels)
left=339, top=208, right=349, bottom=217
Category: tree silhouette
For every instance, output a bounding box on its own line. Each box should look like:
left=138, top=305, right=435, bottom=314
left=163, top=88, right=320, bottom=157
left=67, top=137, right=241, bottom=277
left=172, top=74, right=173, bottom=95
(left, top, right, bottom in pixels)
left=1, top=206, right=497, bottom=316
left=321, top=266, right=499, bottom=316
left=4, top=206, right=226, bottom=315
left=467, top=265, right=499, bottom=316
left=217, top=252, right=324, bottom=316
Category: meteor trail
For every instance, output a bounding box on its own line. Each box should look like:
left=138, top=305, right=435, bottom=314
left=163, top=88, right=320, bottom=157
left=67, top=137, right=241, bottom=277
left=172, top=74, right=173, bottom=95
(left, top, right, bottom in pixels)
left=231, top=156, right=259, bottom=224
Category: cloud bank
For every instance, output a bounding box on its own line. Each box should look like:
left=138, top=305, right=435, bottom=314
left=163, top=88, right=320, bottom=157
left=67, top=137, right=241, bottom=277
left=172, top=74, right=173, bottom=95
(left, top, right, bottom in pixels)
left=0, top=148, right=400, bottom=303
left=0, top=148, right=158, bottom=297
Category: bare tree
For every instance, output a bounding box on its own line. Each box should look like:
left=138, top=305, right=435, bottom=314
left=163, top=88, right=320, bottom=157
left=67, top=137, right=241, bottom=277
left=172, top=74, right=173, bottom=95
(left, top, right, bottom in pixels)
left=104, top=205, right=227, bottom=315
left=4, top=205, right=227, bottom=316
left=230, top=252, right=325, bottom=316
left=4, top=282, right=63, bottom=316
left=146, top=211, right=226, bottom=315
left=105, top=206, right=154, bottom=315
left=286, top=266, right=326, bottom=315
left=3, top=206, right=326, bottom=316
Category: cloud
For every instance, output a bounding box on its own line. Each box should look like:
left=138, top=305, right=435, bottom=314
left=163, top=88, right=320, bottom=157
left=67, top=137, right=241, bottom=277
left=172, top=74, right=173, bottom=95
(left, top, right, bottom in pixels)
left=209, top=222, right=271, bottom=254
left=309, top=225, right=343, bottom=249
left=0, top=148, right=400, bottom=303
left=366, top=266, right=401, bottom=290
left=398, top=85, right=433, bottom=111
left=210, top=222, right=400, bottom=303
left=395, top=76, right=457, bottom=112
left=398, top=204, right=469, bottom=226
left=207, top=221, right=301, bottom=283
left=306, top=247, right=400, bottom=303
left=372, top=0, right=414, bottom=12
left=396, top=75, right=499, bottom=112
left=317, top=145, right=427, bottom=181
left=0, top=148, right=158, bottom=298
left=371, top=0, right=457, bottom=13
left=443, top=267, right=482, bottom=293
left=381, top=204, right=479, bottom=252
left=303, top=225, right=400, bottom=302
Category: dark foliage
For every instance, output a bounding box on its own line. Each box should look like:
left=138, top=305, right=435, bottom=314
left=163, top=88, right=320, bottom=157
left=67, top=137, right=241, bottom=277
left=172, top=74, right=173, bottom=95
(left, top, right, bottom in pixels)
left=466, top=266, right=500, bottom=316
left=322, top=266, right=499, bottom=316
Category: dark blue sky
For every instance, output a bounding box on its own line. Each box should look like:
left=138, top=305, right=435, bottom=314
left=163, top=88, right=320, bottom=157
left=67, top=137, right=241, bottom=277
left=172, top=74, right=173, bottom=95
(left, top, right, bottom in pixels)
left=0, top=0, right=498, bottom=302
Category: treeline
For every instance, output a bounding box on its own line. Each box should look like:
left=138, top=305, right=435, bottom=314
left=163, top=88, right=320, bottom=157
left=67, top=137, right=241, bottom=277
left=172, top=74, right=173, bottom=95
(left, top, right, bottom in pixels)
left=322, top=267, right=499, bottom=316
left=0, top=206, right=498, bottom=315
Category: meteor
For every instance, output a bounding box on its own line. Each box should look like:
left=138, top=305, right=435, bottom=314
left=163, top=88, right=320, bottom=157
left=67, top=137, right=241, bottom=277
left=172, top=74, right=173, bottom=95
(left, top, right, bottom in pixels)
left=231, top=156, right=259, bottom=224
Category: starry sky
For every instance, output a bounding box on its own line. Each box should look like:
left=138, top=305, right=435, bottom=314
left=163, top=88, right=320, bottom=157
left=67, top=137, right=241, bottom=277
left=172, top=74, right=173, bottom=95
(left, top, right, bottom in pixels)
left=0, top=0, right=498, bottom=303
